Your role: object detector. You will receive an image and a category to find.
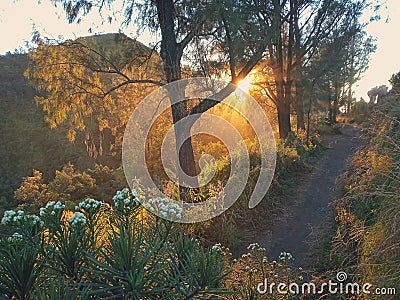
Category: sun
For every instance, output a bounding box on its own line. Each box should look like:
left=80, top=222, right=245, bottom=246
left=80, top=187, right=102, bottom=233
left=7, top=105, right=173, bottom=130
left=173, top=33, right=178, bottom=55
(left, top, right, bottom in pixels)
left=237, top=76, right=253, bottom=93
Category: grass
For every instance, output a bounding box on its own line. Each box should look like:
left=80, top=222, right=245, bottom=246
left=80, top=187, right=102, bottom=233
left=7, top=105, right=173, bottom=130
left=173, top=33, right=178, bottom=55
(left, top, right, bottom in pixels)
left=329, top=95, right=400, bottom=299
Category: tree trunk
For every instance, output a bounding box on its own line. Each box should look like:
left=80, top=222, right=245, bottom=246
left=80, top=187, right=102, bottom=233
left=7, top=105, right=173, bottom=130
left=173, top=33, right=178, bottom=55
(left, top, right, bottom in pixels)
left=294, top=82, right=305, bottom=131
left=332, top=80, right=339, bottom=123
left=271, top=0, right=293, bottom=140
left=171, top=102, right=198, bottom=187
left=295, top=100, right=305, bottom=131
left=277, top=101, right=291, bottom=139
left=306, top=80, right=316, bottom=146
left=327, top=85, right=333, bottom=124
left=292, top=0, right=304, bottom=132
left=347, top=82, right=353, bottom=113
left=275, top=78, right=291, bottom=139
left=156, top=0, right=198, bottom=196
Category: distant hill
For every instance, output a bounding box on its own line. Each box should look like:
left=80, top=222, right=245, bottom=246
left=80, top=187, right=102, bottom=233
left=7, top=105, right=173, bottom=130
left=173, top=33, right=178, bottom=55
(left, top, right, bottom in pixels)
left=0, top=53, right=95, bottom=206
left=0, top=33, right=156, bottom=206
left=79, top=33, right=157, bottom=69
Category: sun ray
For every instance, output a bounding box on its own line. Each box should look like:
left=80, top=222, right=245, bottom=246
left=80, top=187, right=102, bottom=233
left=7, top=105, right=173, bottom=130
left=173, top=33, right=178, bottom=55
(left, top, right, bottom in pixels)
left=237, top=76, right=252, bottom=93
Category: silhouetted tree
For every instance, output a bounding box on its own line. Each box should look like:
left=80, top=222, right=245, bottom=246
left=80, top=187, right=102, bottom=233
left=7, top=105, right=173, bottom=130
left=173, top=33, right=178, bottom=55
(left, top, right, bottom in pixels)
left=389, top=72, right=400, bottom=95
left=367, top=85, right=389, bottom=103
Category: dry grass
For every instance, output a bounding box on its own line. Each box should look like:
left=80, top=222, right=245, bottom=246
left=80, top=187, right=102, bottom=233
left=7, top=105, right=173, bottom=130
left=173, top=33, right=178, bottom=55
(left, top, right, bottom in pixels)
left=331, top=96, right=400, bottom=299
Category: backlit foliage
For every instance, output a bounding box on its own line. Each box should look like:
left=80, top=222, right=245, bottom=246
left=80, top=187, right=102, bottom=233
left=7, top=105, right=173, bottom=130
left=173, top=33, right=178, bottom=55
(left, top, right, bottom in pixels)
left=25, top=33, right=164, bottom=157
left=14, top=163, right=126, bottom=213
left=332, top=92, right=400, bottom=299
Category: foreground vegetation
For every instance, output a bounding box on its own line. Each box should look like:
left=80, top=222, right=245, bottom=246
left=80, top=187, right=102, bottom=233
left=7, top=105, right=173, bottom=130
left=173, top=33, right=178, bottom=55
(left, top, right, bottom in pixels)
left=0, top=54, right=95, bottom=207
left=0, top=189, right=305, bottom=299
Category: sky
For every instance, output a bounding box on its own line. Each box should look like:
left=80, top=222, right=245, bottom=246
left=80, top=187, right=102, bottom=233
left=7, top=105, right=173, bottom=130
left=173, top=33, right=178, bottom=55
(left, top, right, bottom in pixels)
left=353, top=0, right=400, bottom=100
left=0, top=0, right=157, bottom=52
left=0, top=0, right=399, bottom=101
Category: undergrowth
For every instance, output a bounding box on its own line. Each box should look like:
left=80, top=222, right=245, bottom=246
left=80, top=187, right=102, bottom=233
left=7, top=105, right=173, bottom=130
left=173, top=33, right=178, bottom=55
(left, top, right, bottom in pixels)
left=0, top=190, right=305, bottom=299
left=329, top=95, right=400, bottom=299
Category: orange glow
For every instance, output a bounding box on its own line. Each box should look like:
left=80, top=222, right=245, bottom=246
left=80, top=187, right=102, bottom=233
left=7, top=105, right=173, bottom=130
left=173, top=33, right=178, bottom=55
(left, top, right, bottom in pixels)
left=237, top=76, right=253, bottom=93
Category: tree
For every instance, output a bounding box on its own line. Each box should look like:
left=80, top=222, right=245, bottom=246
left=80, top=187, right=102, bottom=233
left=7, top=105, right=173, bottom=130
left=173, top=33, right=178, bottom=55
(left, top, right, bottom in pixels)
left=14, top=170, right=48, bottom=210
left=367, top=85, right=389, bottom=104
left=25, top=33, right=163, bottom=159
left=389, top=72, right=400, bottom=95
left=148, top=0, right=267, bottom=188
left=28, top=0, right=269, bottom=196
left=349, top=97, right=369, bottom=123
left=299, top=1, right=375, bottom=124
left=251, top=0, right=370, bottom=138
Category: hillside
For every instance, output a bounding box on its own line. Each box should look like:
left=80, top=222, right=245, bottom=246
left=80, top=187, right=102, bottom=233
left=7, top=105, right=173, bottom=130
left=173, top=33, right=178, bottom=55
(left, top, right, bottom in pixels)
left=0, top=33, right=155, bottom=207
left=0, top=53, right=94, bottom=206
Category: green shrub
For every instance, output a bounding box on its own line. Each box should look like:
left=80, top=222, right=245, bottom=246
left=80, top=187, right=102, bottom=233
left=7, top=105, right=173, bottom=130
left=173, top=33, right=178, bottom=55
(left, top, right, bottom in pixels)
left=0, top=189, right=307, bottom=299
left=0, top=189, right=230, bottom=299
left=13, top=163, right=127, bottom=215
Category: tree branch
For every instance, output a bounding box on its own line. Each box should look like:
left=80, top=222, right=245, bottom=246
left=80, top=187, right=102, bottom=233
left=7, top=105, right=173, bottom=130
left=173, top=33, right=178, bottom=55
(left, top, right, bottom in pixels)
left=103, top=79, right=165, bottom=97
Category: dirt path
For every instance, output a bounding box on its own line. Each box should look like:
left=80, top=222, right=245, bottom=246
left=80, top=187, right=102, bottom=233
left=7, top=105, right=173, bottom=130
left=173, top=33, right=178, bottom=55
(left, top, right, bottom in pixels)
left=247, top=126, right=362, bottom=268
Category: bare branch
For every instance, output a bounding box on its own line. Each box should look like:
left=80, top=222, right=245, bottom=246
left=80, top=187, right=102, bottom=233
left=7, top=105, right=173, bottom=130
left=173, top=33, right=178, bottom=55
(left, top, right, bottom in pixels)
left=103, top=79, right=165, bottom=97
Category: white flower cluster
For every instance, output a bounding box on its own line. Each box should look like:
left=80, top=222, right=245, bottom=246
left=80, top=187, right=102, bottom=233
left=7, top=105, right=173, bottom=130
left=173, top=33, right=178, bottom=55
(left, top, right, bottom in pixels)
left=39, top=201, right=65, bottom=217
left=211, top=243, right=231, bottom=256
left=69, top=212, right=87, bottom=227
left=30, top=214, right=43, bottom=226
left=7, top=232, right=23, bottom=243
left=2, top=210, right=43, bottom=227
left=75, top=198, right=102, bottom=212
left=113, top=188, right=140, bottom=211
left=2, top=210, right=21, bottom=224
left=144, top=197, right=182, bottom=220
left=211, top=243, right=223, bottom=252
left=279, top=251, right=294, bottom=262
left=247, top=243, right=266, bottom=252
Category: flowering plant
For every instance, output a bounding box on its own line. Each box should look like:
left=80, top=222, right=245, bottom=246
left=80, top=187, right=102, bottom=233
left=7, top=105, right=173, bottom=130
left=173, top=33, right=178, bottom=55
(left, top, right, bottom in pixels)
left=0, top=189, right=304, bottom=299
left=0, top=189, right=231, bottom=299
left=112, top=188, right=141, bottom=214
left=144, top=197, right=183, bottom=220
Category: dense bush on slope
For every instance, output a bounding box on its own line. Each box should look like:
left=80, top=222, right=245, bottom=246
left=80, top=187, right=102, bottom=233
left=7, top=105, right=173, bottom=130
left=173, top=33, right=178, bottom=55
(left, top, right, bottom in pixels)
left=0, top=54, right=93, bottom=207
left=332, top=94, right=400, bottom=299
left=0, top=33, right=158, bottom=208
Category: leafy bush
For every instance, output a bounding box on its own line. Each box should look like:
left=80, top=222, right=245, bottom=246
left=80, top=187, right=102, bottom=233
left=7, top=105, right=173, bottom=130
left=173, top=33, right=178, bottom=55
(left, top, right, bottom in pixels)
left=14, top=163, right=127, bottom=214
left=309, top=115, right=343, bottom=135
left=353, top=106, right=369, bottom=125
left=223, top=244, right=303, bottom=300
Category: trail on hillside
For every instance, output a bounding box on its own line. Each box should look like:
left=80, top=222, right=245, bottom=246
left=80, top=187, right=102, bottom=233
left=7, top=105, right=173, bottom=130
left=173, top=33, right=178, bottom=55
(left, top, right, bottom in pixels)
left=245, top=126, right=362, bottom=268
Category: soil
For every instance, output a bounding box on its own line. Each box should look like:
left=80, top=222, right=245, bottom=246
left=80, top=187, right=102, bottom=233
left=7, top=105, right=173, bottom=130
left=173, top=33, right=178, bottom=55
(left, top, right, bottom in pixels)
left=239, top=125, right=362, bottom=270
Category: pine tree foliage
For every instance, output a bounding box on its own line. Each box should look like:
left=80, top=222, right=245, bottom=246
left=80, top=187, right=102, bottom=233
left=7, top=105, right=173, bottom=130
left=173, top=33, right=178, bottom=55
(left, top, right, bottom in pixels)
left=25, top=33, right=165, bottom=156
